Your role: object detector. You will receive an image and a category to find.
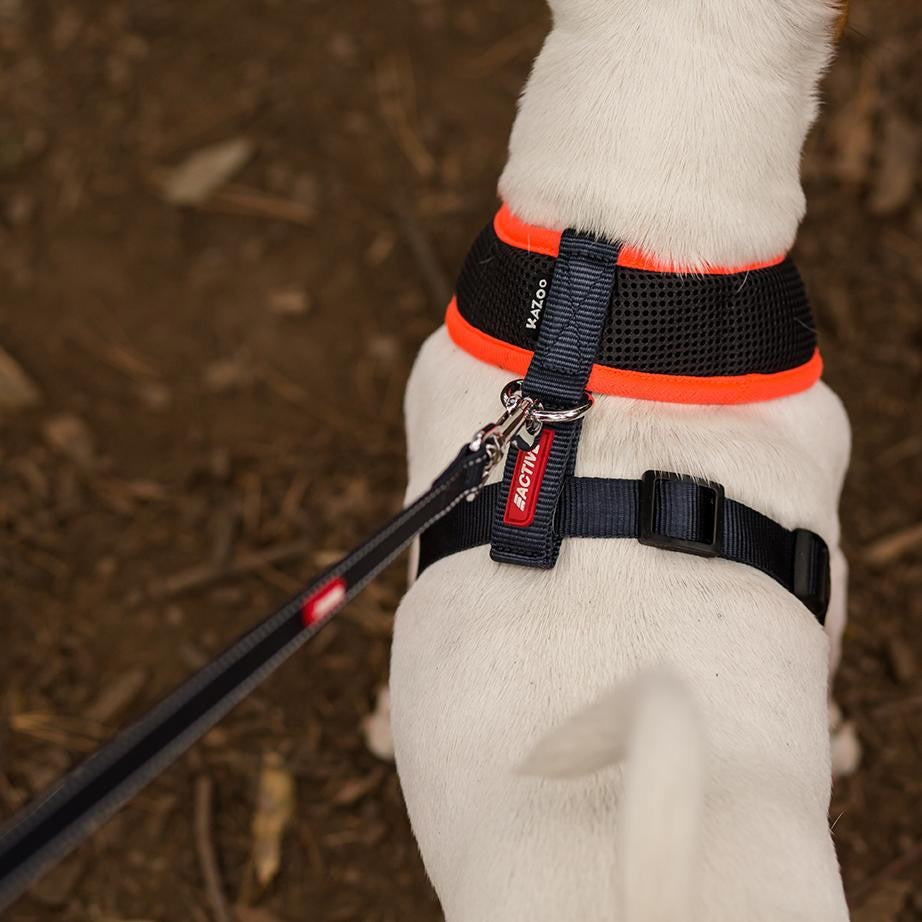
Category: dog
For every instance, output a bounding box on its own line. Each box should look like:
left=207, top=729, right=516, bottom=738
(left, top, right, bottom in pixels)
left=389, top=2, right=854, bottom=919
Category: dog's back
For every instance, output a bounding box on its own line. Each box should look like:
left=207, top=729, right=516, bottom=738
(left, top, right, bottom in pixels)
left=392, top=2, right=851, bottom=920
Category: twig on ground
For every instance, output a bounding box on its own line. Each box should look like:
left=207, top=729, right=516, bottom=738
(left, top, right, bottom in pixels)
left=150, top=167, right=315, bottom=227
left=392, top=198, right=451, bottom=307
left=9, top=712, right=108, bottom=751
left=204, top=184, right=316, bottom=226
left=194, top=775, right=232, bottom=922
left=254, top=563, right=303, bottom=594
left=864, top=522, right=922, bottom=565
left=376, top=55, right=436, bottom=178
left=150, top=540, right=312, bottom=600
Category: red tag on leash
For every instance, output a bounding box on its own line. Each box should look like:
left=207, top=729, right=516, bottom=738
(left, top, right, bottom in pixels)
left=301, top=577, right=347, bottom=626
left=502, top=429, right=555, bottom=528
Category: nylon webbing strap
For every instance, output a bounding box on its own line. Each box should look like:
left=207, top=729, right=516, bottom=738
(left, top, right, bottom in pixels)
left=419, top=476, right=831, bottom=625
left=490, top=230, right=621, bottom=567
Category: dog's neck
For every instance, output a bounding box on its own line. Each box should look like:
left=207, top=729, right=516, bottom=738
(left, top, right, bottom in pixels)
left=499, top=0, right=837, bottom=270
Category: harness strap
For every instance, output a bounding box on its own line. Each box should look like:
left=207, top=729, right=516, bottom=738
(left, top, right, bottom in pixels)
left=420, top=473, right=831, bottom=624
left=490, top=230, right=621, bottom=567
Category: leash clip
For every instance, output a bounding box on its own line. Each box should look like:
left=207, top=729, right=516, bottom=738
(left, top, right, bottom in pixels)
left=466, top=379, right=594, bottom=501
left=467, top=381, right=540, bottom=501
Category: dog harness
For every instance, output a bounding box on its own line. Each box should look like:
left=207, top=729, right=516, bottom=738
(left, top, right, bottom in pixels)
left=419, top=205, right=832, bottom=623
left=447, top=204, right=823, bottom=404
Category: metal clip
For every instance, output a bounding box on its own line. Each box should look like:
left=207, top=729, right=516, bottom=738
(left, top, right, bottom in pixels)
left=465, top=378, right=594, bottom=501
left=467, top=385, right=539, bottom=500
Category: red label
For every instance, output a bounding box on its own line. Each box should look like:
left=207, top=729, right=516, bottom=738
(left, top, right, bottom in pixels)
left=503, top=429, right=555, bottom=528
left=301, top=577, right=347, bottom=627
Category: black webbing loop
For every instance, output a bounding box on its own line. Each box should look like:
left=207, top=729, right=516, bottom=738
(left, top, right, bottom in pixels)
left=419, top=473, right=831, bottom=625
left=490, top=230, right=621, bottom=568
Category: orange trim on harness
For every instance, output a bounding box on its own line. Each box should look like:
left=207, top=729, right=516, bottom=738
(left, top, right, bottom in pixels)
left=445, top=298, right=823, bottom=405
left=493, top=203, right=786, bottom=274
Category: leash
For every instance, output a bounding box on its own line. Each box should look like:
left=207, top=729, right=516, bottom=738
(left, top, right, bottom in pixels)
left=0, top=212, right=833, bottom=910
left=0, top=391, right=545, bottom=913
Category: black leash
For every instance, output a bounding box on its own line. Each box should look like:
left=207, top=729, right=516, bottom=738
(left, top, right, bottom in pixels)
left=0, top=219, right=832, bottom=911
left=0, top=397, right=535, bottom=913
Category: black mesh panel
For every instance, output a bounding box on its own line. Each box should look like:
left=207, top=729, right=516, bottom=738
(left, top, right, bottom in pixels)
left=454, top=222, right=816, bottom=377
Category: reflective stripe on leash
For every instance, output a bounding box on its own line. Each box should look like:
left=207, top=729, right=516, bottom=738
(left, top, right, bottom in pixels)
left=0, top=396, right=537, bottom=913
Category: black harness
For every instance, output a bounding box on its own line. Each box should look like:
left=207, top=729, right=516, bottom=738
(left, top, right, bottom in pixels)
left=420, top=225, right=831, bottom=624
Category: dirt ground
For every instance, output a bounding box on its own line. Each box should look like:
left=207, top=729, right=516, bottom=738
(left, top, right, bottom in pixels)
left=0, top=1, right=920, bottom=920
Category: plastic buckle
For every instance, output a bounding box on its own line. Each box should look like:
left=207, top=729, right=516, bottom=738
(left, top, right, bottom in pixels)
left=638, top=470, right=725, bottom=558
left=792, top=528, right=830, bottom=622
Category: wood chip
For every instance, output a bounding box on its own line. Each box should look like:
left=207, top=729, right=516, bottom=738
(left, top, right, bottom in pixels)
left=204, top=357, right=252, bottom=393
left=86, top=667, right=148, bottom=723
left=267, top=287, right=310, bottom=317
left=332, top=766, right=387, bottom=806
left=136, top=379, right=172, bottom=410
left=204, top=184, right=316, bottom=226
left=365, top=231, right=396, bottom=267
left=885, top=637, right=917, bottom=685
left=10, top=711, right=106, bottom=750
left=158, top=137, right=254, bottom=206
left=864, top=522, right=922, bottom=565
left=0, top=345, right=41, bottom=411
left=122, top=478, right=169, bottom=502
left=42, top=413, right=95, bottom=469
left=871, top=111, right=920, bottom=214
left=195, top=775, right=232, bottom=922
left=251, top=753, right=295, bottom=889
left=150, top=540, right=311, bottom=601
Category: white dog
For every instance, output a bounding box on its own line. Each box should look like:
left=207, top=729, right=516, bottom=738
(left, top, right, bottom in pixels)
left=389, top=2, right=854, bottom=920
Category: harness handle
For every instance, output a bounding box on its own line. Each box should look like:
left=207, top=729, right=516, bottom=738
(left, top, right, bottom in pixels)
left=490, top=229, right=621, bottom=568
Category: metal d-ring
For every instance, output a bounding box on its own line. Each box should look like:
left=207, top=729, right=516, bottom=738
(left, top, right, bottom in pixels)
left=500, top=378, right=594, bottom=424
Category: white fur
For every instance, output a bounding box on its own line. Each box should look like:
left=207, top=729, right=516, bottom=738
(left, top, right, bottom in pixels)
left=520, top=670, right=704, bottom=922
left=393, top=341, right=849, bottom=921
left=500, top=0, right=838, bottom=269
left=362, top=685, right=395, bottom=761
left=390, top=1, right=852, bottom=920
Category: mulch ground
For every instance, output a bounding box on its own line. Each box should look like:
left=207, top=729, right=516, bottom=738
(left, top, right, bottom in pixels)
left=1, top=1, right=920, bottom=920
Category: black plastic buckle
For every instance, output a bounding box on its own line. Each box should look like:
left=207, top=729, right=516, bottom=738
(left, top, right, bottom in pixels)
left=792, top=528, right=831, bottom=623
left=638, top=470, right=725, bottom=558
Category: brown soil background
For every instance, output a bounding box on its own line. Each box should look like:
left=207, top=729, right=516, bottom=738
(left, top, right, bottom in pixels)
left=1, top=1, right=920, bottom=920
